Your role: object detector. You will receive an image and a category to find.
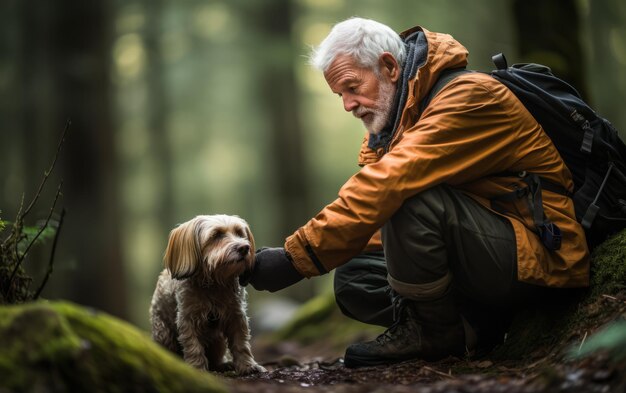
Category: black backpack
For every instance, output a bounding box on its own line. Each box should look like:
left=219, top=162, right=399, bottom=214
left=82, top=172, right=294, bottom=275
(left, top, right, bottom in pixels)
left=423, top=53, right=626, bottom=250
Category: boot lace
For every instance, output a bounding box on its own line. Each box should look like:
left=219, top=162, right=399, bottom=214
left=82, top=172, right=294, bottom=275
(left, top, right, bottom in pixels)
left=376, top=291, right=410, bottom=344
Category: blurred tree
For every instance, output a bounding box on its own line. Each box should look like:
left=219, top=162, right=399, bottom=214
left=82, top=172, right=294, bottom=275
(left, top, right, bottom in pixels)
left=588, top=0, right=626, bottom=135
left=512, top=0, right=588, bottom=100
left=17, top=1, right=58, bottom=202
left=48, top=0, right=127, bottom=318
left=240, top=0, right=311, bottom=239
left=144, top=0, right=174, bottom=229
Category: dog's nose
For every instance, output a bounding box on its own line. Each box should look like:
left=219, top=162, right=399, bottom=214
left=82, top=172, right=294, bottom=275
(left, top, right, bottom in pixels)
left=237, top=244, right=250, bottom=256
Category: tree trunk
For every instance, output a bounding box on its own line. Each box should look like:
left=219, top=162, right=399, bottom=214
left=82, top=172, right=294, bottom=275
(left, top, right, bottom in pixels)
left=242, top=0, right=310, bottom=240
left=512, top=0, right=588, bottom=100
left=49, top=0, right=127, bottom=318
left=144, top=0, right=175, bottom=231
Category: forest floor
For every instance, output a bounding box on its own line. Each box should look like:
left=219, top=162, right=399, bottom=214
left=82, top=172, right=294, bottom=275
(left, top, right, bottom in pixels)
left=225, top=290, right=626, bottom=393
left=231, top=351, right=622, bottom=393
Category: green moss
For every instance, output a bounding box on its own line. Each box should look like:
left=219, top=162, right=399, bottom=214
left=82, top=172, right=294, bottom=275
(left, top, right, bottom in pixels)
left=272, top=291, right=383, bottom=350
left=0, top=301, right=227, bottom=393
left=588, top=229, right=626, bottom=297
left=492, top=229, right=626, bottom=361
left=274, top=291, right=336, bottom=341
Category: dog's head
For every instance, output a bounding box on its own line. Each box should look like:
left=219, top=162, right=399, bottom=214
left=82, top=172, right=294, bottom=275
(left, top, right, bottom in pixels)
left=163, top=215, right=255, bottom=284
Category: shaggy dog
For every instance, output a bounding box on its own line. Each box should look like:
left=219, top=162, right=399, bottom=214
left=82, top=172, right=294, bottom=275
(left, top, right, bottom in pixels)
left=149, top=214, right=265, bottom=374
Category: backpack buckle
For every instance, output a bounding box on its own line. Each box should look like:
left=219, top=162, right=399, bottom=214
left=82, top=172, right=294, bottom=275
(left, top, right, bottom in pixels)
left=539, top=222, right=562, bottom=251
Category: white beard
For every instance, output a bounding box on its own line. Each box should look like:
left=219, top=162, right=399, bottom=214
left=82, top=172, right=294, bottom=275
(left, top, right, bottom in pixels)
left=352, top=80, right=397, bottom=135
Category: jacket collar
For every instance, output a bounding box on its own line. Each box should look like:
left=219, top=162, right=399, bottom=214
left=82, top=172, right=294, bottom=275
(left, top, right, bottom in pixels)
left=367, top=29, right=428, bottom=151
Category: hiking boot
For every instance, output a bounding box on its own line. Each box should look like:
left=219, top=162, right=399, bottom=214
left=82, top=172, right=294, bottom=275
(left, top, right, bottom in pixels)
left=343, top=293, right=466, bottom=368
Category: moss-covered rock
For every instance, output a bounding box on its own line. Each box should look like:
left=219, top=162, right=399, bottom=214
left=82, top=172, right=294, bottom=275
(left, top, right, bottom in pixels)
left=269, top=290, right=383, bottom=352
left=492, top=229, right=626, bottom=360
left=0, top=301, right=227, bottom=393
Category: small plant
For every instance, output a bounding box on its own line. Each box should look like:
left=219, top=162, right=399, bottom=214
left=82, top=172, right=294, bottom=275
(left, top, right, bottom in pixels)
left=0, top=121, right=70, bottom=304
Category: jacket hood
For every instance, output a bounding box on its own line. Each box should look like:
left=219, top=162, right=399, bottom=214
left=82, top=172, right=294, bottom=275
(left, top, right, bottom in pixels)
left=402, top=26, right=469, bottom=106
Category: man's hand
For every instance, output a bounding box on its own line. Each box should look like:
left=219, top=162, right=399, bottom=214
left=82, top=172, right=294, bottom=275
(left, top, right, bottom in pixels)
left=239, top=247, right=304, bottom=292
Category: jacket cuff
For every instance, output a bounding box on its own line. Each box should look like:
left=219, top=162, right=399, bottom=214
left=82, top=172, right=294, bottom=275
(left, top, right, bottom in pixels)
left=284, top=227, right=326, bottom=278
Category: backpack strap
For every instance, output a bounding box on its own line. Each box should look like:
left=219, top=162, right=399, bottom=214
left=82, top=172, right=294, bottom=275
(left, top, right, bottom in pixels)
left=492, top=172, right=563, bottom=251
left=492, top=53, right=508, bottom=70
left=419, top=67, right=472, bottom=115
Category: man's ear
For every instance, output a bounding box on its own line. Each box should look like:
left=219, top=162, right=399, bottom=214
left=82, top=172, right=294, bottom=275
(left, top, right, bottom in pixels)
left=379, top=52, right=400, bottom=83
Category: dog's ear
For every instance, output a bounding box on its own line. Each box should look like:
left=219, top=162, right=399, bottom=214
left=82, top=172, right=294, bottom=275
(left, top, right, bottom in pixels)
left=244, top=223, right=255, bottom=254
left=163, top=219, right=202, bottom=279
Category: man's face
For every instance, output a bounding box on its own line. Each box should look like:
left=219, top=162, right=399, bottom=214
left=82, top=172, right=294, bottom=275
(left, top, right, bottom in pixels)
left=324, top=54, right=397, bottom=135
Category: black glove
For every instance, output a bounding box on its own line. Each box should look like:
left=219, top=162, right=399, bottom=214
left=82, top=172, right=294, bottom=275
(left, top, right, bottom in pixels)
left=239, top=247, right=303, bottom=292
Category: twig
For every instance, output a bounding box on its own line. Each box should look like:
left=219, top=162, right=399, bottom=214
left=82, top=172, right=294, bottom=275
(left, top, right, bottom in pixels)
left=578, top=331, right=588, bottom=354
left=18, top=182, right=62, bottom=263
left=8, top=182, right=62, bottom=291
left=601, top=294, right=626, bottom=304
left=2, top=120, right=69, bottom=255
left=422, top=365, right=455, bottom=379
left=21, top=120, right=70, bottom=221
left=34, top=207, right=66, bottom=299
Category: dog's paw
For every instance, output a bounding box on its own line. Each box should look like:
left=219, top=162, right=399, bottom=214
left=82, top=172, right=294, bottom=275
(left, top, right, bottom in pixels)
left=236, top=362, right=267, bottom=375
left=250, top=363, right=267, bottom=373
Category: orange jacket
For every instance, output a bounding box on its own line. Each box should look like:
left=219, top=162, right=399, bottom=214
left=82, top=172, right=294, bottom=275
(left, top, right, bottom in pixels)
left=285, top=26, right=590, bottom=288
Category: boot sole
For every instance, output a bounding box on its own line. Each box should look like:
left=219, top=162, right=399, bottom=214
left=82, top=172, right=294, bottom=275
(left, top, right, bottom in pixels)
left=343, top=352, right=417, bottom=368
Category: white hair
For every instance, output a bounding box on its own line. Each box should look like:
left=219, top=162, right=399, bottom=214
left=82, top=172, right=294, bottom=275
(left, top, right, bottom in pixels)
left=309, top=17, right=406, bottom=73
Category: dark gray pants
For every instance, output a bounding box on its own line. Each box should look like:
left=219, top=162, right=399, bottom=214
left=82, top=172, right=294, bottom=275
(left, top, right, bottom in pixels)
left=334, top=185, right=554, bottom=345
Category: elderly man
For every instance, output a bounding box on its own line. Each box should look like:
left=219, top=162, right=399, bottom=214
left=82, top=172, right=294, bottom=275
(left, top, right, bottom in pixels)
left=243, top=17, right=590, bottom=367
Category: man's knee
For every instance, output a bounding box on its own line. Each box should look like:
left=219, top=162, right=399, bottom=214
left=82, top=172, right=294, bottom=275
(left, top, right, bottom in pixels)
left=333, top=252, right=393, bottom=327
left=386, top=185, right=450, bottom=229
left=381, top=185, right=454, bottom=284
left=333, top=252, right=384, bottom=312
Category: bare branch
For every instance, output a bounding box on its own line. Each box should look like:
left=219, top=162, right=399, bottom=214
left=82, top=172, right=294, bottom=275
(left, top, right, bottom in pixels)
left=34, top=207, right=66, bottom=299
left=21, top=119, right=70, bottom=221
left=8, top=182, right=63, bottom=290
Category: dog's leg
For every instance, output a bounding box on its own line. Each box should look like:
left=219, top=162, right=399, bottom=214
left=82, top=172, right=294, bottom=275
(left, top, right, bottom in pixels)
left=176, top=311, right=210, bottom=370
left=150, top=276, right=181, bottom=355
left=226, top=312, right=266, bottom=374
left=151, top=311, right=180, bottom=354
left=202, top=331, right=229, bottom=372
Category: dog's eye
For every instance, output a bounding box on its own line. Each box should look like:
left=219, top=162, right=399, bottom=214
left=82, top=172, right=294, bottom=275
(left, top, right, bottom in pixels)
left=211, top=230, right=224, bottom=240
left=235, top=228, right=246, bottom=238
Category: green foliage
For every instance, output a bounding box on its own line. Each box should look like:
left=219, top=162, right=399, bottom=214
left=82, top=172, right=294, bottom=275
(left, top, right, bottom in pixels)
left=1, top=210, right=63, bottom=304
left=1, top=219, right=57, bottom=255
left=17, top=222, right=56, bottom=254
left=0, top=301, right=227, bottom=393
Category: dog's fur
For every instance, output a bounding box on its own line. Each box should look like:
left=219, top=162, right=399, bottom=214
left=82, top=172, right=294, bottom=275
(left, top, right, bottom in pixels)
left=149, top=214, right=265, bottom=374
